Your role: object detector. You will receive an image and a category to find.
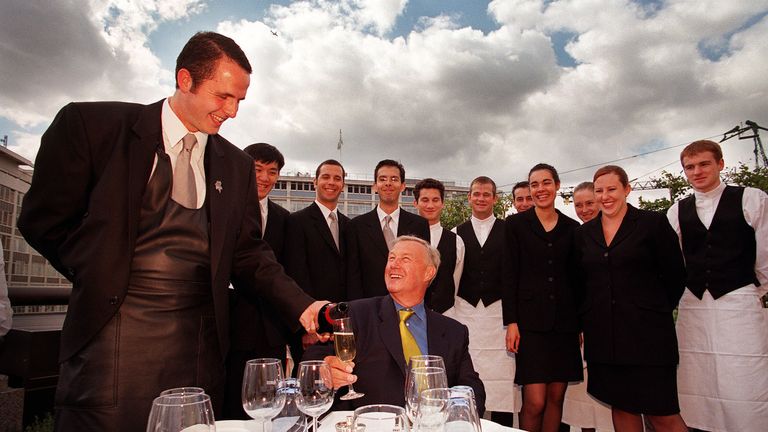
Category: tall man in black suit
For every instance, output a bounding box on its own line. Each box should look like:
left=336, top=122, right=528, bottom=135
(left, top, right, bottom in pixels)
left=308, top=236, right=485, bottom=413
left=17, top=32, right=326, bottom=432
left=283, top=159, right=349, bottom=362
left=224, top=143, right=293, bottom=419
left=453, top=176, right=519, bottom=425
left=346, top=159, right=430, bottom=299
left=413, top=178, right=465, bottom=313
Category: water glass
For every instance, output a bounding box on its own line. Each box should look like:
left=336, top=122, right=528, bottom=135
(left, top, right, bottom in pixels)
left=146, top=393, right=215, bottom=432
left=404, top=367, right=448, bottom=422
left=352, top=404, right=410, bottom=432
left=242, top=358, right=287, bottom=432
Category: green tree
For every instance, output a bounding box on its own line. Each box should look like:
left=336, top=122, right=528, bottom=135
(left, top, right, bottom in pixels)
left=440, top=192, right=515, bottom=230
left=728, top=163, right=768, bottom=192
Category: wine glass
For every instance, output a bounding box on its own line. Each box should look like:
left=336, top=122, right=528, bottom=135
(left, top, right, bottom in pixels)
left=296, top=360, right=334, bottom=432
left=445, top=387, right=481, bottom=432
left=414, top=388, right=450, bottom=432
left=333, top=317, right=365, bottom=400
left=146, top=393, right=215, bottom=432
left=404, top=366, right=448, bottom=423
left=242, top=358, right=287, bottom=432
left=159, top=387, right=205, bottom=396
left=353, top=404, right=410, bottom=432
left=407, top=355, right=445, bottom=371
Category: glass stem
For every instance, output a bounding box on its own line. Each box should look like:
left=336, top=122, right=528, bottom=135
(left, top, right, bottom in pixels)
left=312, top=415, right=318, bottom=432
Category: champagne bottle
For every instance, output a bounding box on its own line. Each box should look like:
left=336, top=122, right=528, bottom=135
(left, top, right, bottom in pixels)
left=317, top=302, right=349, bottom=334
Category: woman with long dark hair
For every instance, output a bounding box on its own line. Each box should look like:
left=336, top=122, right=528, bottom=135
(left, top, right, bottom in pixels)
left=504, top=163, right=583, bottom=432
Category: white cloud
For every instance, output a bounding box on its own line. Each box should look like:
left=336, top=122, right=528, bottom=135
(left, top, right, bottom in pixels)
left=2, top=0, right=767, bottom=190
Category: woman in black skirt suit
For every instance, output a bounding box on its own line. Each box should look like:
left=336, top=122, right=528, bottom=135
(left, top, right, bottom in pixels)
left=504, top=163, right=583, bottom=432
left=575, top=165, right=687, bottom=432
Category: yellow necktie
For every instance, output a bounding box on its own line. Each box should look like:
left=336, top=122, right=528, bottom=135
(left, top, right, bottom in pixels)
left=399, top=309, right=422, bottom=365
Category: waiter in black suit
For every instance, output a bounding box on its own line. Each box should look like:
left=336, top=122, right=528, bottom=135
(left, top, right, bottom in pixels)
left=17, top=32, right=326, bottom=432
left=224, top=142, right=293, bottom=419
left=306, top=236, right=485, bottom=413
left=346, top=159, right=430, bottom=299
left=412, top=178, right=465, bottom=313
left=283, top=159, right=350, bottom=363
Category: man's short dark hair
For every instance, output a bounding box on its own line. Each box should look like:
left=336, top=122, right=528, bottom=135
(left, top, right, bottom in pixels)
left=470, top=176, right=497, bottom=196
left=243, top=143, right=285, bottom=170
left=680, top=140, right=723, bottom=163
left=374, top=159, right=405, bottom=183
left=175, top=31, right=252, bottom=91
left=315, top=159, right=346, bottom=179
left=414, top=178, right=445, bottom=201
left=512, top=181, right=530, bottom=197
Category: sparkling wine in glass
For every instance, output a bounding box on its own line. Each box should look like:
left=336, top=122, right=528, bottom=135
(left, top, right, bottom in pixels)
left=242, top=358, right=287, bottom=432
left=333, top=317, right=365, bottom=400
left=296, top=360, right=334, bottom=432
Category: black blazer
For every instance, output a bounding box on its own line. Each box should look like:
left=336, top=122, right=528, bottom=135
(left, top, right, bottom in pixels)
left=503, top=209, right=581, bottom=332
left=284, top=202, right=350, bottom=301
left=17, top=100, right=313, bottom=362
left=574, top=205, right=686, bottom=366
left=230, top=198, right=293, bottom=351
left=346, top=208, right=430, bottom=299
left=303, top=295, right=485, bottom=413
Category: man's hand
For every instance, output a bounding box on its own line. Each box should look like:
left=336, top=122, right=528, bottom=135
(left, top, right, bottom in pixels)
left=505, top=323, right=520, bottom=353
left=300, top=300, right=330, bottom=334
left=324, top=356, right=356, bottom=389
left=302, top=332, right=331, bottom=349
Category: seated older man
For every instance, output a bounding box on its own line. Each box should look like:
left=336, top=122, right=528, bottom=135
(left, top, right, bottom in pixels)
left=304, top=235, right=486, bottom=413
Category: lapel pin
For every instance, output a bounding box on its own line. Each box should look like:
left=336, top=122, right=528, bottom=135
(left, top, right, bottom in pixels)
left=215, top=180, right=223, bottom=193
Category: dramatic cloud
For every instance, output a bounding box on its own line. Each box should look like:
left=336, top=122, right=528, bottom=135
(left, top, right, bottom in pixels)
left=2, top=0, right=767, bottom=194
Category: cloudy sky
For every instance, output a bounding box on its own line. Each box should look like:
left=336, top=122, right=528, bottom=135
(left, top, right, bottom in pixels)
left=1, top=0, right=767, bottom=199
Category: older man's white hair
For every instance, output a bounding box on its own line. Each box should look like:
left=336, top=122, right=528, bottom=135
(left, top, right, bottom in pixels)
left=391, top=235, right=441, bottom=270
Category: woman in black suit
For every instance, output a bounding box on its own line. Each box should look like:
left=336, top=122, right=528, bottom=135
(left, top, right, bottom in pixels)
left=575, top=165, right=687, bottom=432
left=504, top=163, right=583, bottom=432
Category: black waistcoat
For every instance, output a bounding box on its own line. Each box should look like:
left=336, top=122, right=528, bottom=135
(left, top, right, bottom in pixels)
left=426, top=228, right=457, bottom=313
left=679, top=186, right=758, bottom=299
left=457, top=219, right=505, bottom=306
left=130, top=148, right=211, bottom=285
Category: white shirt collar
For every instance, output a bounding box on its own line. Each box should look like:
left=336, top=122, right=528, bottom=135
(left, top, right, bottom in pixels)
left=161, top=98, right=208, bottom=157
left=377, top=205, right=401, bottom=223
left=471, top=214, right=496, bottom=224
left=315, top=200, right=337, bottom=220
left=693, top=180, right=726, bottom=201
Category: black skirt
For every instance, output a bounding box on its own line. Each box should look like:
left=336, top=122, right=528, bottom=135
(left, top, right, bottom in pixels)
left=515, top=329, right=583, bottom=385
left=587, top=362, right=680, bottom=416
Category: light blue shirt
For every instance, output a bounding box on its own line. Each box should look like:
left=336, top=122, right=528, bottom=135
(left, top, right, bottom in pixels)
left=393, top=300, right=428, bottom=356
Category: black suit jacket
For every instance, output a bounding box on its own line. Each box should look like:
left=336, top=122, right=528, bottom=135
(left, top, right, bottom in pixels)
left=304, top=296, right=485, bottom=413
left=574, top=205, right=686, bottom=366
left=503, top=209, right=581, bottom=332
left=17, top=100, right=313, bottom=362
left=230, top=198, right=292, bottom=351
left=284, top=202, right=350, bottom=301
left=346, top=208, right=430, bottom=299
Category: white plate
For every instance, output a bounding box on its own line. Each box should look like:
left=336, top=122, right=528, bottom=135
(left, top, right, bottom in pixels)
left=215, top=420, right=259, bottom=432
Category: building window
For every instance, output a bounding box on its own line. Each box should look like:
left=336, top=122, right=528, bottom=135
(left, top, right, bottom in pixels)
left=347, top=185, right=371, bottom=194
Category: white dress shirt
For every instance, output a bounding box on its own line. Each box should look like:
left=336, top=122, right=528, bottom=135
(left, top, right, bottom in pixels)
left=377, top=206, right=401, bottom=235
left=149, top=98, right=208, bottom=209
left=314, top=200, right=339, bottom=231
left=469, top=214, right=497, bottom=247
left=259, top=197, right=269, bottom=235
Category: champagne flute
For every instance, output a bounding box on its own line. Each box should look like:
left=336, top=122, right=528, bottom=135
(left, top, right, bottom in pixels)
left=146, top=393, right=215, bottom=432
left=404, top=366, right=448, bottom=423
left=353, top=404, right=410, bottom=432
left=333, top=317, right=365, bottom=400
left=296, top=360, right=334, bottom=432
left=242, top=358, right=287, bottom=432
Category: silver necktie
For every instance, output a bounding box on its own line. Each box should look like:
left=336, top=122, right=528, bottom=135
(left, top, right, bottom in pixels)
left=329, top=212, right=340, bottom=250
left=172, top=133, right=197, bottom=208
left=383, top=215, right=395, bottom=250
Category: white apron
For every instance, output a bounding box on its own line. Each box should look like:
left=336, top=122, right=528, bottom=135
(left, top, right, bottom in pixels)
left=676, top=285, right=768, bottom=432
left=445, top=297, right=521, bottom=413
left=562, top=347, right=613, bottom=431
